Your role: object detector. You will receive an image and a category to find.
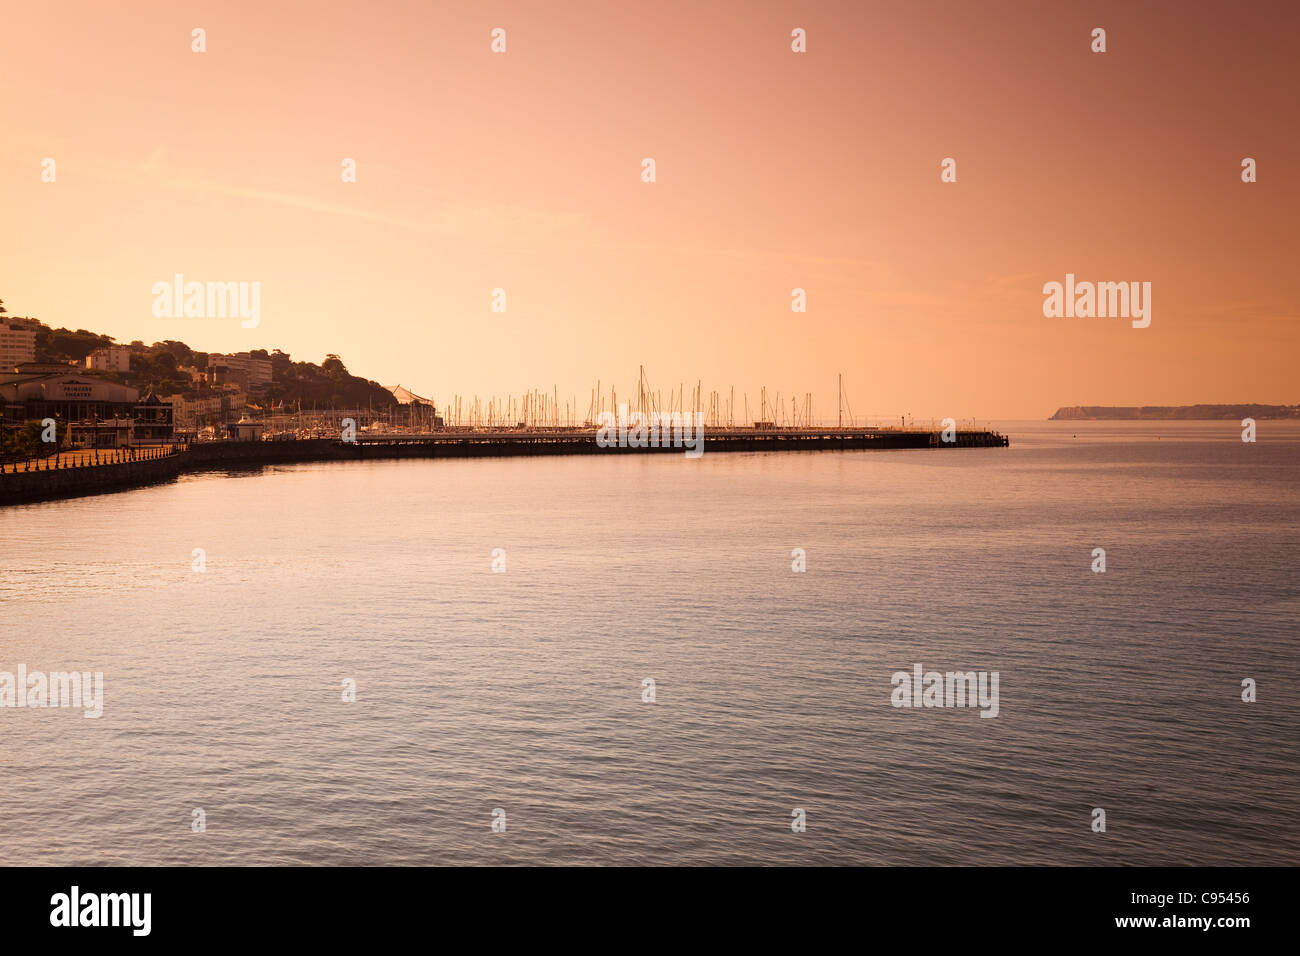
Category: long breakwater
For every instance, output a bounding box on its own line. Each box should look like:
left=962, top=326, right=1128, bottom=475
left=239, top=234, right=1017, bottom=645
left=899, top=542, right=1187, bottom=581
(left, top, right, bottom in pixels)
left=0, top=426, right=1009, bottom=506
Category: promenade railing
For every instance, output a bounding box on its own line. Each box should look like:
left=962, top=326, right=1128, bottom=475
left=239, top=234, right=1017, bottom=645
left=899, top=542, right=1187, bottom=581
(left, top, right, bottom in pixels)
left=0, top=443, right=188, bottom=476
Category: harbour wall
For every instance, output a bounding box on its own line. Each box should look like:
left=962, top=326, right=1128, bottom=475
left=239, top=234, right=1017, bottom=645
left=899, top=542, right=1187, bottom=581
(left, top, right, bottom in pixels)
left=0, top=454, right=184, bottom=506
left=2, top=429, right=1008, bottom=506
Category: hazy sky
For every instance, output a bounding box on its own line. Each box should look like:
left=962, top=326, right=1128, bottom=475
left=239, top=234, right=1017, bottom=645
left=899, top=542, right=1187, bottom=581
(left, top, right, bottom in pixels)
left=3, top=0, right=1297, bottom=419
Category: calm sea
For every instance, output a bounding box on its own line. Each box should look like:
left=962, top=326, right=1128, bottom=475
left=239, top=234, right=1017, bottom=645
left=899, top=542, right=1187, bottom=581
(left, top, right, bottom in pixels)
left=2, top=421, right=1297, bottom=865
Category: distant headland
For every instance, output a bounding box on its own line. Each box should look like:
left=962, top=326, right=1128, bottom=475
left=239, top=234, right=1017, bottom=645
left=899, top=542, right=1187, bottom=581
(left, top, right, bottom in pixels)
left=1049, top=404, right=1300, bottom=421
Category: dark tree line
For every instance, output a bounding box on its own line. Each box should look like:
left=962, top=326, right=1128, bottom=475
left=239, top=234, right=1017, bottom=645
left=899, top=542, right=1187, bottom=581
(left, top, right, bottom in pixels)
left=264, top=351, right=396, bottom=409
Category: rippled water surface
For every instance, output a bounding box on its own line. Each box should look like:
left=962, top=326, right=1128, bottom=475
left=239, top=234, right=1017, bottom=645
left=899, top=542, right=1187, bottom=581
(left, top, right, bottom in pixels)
left=2, top=421, right=1297, bottom=865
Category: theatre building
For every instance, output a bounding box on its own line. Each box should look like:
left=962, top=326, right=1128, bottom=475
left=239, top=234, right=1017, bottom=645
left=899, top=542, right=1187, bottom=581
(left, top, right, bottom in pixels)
left=0, top=371, right=174, bottom=447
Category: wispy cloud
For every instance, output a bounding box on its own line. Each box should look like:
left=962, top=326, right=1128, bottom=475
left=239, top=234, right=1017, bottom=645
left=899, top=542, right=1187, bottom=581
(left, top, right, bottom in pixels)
left=84, top=151, right=591, bottom=240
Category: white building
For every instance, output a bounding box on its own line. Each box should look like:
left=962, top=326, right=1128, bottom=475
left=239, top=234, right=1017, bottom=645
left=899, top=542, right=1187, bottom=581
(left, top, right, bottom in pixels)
left=0, top=322, right=37, bottom=370
left=163, top=386, right=247, bottom=424
left=208, top=352, right=272, bottom=392
left=85, top=345, right=132, bottom=372
left=222, top=419, right=265, bottom=441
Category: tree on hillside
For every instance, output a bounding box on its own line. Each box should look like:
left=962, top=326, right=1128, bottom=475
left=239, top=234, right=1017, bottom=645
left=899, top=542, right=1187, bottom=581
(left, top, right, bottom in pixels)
left=35, top=327, right=114, bottom=363
left=321, top=354, right=348, bottom=381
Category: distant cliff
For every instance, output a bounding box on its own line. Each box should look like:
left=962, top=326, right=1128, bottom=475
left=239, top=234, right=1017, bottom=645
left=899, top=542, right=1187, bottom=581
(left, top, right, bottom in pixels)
left=1050, top=404, right=1300, bottom=421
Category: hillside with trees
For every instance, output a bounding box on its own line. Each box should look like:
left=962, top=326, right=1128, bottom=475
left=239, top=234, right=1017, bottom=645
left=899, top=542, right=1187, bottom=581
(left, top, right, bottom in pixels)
left=264, top=351, right=398, bottom=409
left=12, top=310, right=396, bottom=409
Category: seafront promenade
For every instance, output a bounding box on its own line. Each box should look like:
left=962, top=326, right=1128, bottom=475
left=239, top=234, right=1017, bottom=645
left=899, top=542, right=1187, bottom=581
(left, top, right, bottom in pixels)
left=0, top=444, right=184, bottom=474
left=0, top=426, right=1009, bottom=506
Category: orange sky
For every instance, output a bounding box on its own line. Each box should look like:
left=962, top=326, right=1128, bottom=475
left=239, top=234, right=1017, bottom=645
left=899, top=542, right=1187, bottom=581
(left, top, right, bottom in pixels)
left=2, top=0, right=1297, bottom=419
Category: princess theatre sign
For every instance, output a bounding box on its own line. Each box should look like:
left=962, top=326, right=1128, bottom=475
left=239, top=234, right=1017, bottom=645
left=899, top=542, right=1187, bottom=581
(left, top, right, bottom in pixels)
left=53, top=379, right=97, bottom=401
left=39, top=376, right=136, bottom=404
